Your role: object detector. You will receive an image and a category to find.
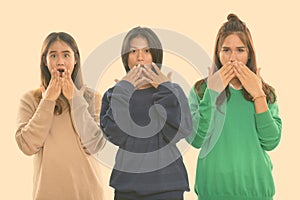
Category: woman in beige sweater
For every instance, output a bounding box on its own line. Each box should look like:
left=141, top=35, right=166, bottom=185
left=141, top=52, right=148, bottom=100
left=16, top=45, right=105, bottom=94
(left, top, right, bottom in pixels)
left=15, top=32, right=106, bottom=200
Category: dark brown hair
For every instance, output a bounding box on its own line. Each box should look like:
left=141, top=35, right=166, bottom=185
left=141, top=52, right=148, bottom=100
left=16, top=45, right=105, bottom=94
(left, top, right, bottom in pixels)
left=194, top=13, right=276, bottom=107
left=121, top=26, right=163, bottom=72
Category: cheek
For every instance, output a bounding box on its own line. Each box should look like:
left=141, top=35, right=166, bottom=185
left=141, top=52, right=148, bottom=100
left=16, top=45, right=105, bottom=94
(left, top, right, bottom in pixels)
left=219, top=53, right=228, bottom=65
left=127, top=55, right=136, bottom=68
left=238, top=54, right=249, bottom=64
left=45, top=58, right=54, bottom=70
left=65, top=58, right=76, bottom=71
left=145, top=55, right=153, bottom=63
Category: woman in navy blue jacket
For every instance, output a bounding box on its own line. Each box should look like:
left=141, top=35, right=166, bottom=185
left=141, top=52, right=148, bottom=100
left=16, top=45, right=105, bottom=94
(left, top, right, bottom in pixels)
left=100, top=26, right=192, bottom=200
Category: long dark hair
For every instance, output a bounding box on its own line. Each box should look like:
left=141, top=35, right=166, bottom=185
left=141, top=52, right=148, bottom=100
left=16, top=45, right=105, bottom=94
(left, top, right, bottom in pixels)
left=121, top=26, right=163, bottom=72
left=34, top=32, right=86, bottom=115
left=194, top=14, right=276, bottom=107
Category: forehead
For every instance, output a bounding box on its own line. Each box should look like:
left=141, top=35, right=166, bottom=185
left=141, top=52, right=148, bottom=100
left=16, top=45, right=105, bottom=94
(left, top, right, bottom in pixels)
left=48, top=40, right=73, bottom=52
left=130, top=36, right=148, bottom=48
left=222, top=34, right=245, bottom=46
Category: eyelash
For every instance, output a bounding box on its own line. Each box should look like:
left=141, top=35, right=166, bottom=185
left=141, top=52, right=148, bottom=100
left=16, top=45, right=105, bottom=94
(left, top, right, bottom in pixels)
left=49, top=54, right=70, bottom=58
left=221, top=49, right=245, bottom=52
left=130, top=49, right=150, bottom=53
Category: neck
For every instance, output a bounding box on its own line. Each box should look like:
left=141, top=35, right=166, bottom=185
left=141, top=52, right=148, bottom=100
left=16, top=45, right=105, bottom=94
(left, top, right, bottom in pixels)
left=230, top=78, right=242, bottom=89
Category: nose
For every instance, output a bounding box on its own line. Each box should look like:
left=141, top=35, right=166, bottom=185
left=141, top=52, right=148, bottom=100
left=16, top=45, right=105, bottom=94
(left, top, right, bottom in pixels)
left=229, top=51, right=237, bottom=62
left=57, top=56, right=64, bottom=66
left=137, top=50, right=144, bottom=62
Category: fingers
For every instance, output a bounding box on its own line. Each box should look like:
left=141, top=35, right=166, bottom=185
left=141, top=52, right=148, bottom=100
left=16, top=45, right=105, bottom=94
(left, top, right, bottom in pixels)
left=127, top=65, right=143, bottom=81
left=121, top=65, right=144, bottom=87
left=142, top=65, right=155, bottom=80
left=49, top=69, right=61, bottom=88
left=219, top=62, right=235, bottom=85
left=234, top=62, right=257, bottom=82
left=151, top=62, right=161, bottom=75
left=220, top=62, right=234, bottom=76
left=223, top=69, right=236, bottom=84
left=135, top=77, right=152, bottom=88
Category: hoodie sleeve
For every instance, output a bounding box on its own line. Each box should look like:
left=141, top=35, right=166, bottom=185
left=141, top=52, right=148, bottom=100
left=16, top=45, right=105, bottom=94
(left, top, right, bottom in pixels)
left=186, top=86, right=219, bottom=149
left=69, top=88, right=106, bottom=154
left=100, top=80, right=135, bottom=147
left=152, top=82, right=192, bottom=144
left=15, top=91, right=55, bottom=156
left=255, top=100, right=282, bottom=151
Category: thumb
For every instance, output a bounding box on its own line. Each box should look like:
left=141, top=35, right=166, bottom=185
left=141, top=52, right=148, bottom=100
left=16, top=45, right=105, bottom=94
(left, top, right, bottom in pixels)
left=40, top=85, right=46, bottom=99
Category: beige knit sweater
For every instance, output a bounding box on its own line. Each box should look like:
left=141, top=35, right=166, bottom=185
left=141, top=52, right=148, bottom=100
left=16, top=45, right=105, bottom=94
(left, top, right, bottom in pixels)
left=16, top=88, right=106, bottom=200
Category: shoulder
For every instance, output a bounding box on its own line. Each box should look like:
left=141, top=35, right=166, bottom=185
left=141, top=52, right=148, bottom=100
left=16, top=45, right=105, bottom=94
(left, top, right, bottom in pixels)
left=18, top=89, right=41, bottom=112
left=103, top=85, right=115, bottom=97
left=84, top=87, right=100, bottom=98
left=82, top=87, right=102, bottom=105
left=20, top=88, right=40, bottom=103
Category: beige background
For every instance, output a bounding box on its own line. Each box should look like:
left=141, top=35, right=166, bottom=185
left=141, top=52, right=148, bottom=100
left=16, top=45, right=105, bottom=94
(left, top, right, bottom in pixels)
left=1, top=0, right=298, bottom=199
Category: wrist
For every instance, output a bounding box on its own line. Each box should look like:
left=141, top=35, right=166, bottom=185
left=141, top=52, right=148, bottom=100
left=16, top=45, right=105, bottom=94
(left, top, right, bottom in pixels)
left=252, top=94, right=266, bottom=101
left=43, top=95, right=57, bottom=101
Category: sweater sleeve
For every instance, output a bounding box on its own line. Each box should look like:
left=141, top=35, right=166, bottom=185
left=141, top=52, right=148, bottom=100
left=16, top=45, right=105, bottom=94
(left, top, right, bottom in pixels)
left=15, top=91, right=55, bottom=156
left=255, top=101, right=282, bottom=151
left=100, top=81, right=135, bottom=147
left=69, top=88, right=106, bottom=154
left=186, top=86, right=219, bottom=149
left=152, top=82, right=192, bottom=143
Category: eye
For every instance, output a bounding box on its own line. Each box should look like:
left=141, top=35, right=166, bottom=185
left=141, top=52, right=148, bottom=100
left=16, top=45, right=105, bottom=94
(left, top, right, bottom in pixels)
left=221, top=49, right=229, bottom=52
left=238, top=48, right=246, bottom=52
left=64, top=53, right=70, bottom=58
left=50, top=54, right=56, bottom=58
left=130, top=49, right=136, bottom=53
left=144, top=48, right=150, bottom=53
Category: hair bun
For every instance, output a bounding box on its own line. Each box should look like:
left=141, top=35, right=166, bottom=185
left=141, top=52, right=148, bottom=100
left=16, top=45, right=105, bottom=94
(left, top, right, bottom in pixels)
left=227, top=13, right=240, bottom=21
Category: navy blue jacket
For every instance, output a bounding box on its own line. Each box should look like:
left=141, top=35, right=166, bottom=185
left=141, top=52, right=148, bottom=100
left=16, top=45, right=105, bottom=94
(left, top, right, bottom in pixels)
left=100, top=80, right=192, bottom=199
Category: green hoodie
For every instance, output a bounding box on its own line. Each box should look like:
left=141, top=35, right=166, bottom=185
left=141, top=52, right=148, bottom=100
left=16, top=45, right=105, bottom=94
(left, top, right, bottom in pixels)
left=186, top=84, right=282, bottom=200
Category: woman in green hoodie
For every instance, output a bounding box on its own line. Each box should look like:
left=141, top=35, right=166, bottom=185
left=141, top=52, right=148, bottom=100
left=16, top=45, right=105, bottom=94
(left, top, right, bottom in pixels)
left=187, top=13, right=282, bottom=200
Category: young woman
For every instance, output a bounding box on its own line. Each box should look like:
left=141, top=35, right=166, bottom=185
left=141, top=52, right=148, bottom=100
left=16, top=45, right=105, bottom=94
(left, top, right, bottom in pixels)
left=186, top=14, right=282, bottom=200
left=100, top=26, right=192, bottom=200
left=15, top=32, right=106, bottom=200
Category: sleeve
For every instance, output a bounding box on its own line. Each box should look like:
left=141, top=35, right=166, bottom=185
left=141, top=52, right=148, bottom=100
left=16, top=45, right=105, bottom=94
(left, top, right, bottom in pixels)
left=152, top=82, right=192, bottom=143
left=255, top=100, right=282, bottom=151
left=15, top=92, right=55, bottom=156
left=185, top=86, right=219, bottom=149
left=69, top=88, right=106, bottom=154
left=100, top=81, right=135, bottom=147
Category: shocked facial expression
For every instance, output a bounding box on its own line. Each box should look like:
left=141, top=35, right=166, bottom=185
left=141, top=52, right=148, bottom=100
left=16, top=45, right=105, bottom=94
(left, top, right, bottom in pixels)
left=128, top=36, right=153, bottom=69
left=46, top=40, right=76, bottom=77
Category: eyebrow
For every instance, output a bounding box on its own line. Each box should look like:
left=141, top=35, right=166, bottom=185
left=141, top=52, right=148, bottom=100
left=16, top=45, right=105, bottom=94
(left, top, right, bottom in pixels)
left=221, top=46, right=246, bottom=49
left=129, top=46, right=149, bottom=49
left=48, top=50, right=72, bottom=54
